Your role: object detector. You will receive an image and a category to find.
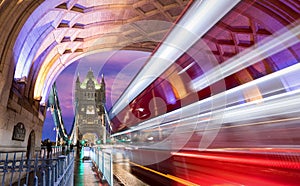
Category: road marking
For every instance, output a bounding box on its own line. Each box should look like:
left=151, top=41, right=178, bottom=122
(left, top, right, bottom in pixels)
left=129, top=161, right=200, bottom=186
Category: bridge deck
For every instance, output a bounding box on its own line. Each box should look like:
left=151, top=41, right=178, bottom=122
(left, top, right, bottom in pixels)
left=74, top=158, right=103, bottom=186
left=73, top=151, right=148, bottom=186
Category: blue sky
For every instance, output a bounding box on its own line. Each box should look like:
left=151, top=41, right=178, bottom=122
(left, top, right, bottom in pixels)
left=42, top=50, right=150, bottom=141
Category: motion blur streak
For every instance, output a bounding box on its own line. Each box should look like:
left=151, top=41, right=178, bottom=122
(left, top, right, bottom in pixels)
left=171, top=150, right=300, bottom=185
left=191, top=22, right=300, bottom=92
left=171, top=151, right=300, bottom=169
left=130, top=161, right=200, bottom=186
left=113, top=62, right=300, bottom=136
left=109, top=1, right=300, bottom=185
left=110, top=0, right=240, bottom=118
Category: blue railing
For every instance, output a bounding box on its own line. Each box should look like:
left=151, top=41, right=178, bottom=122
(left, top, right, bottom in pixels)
left=0, top=147, right=74, bottom=186
left=90, top=147, right=113, bottom=186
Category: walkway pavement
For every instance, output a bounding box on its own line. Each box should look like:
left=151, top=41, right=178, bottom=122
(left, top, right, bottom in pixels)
left=74, top=158, right=103, bottom=186
left=114, top=164, right=149, bottom=186
left=73, top=153, right=148, bottom=186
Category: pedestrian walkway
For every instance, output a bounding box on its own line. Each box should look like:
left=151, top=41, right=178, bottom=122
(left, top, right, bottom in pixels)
left=74, top=156, right=126, bottom=186
left=74, top=158, right=103, bottom=186
left=73, top=150, right=149, bottom=186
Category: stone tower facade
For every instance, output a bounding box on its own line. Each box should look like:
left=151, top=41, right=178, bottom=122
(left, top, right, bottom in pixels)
left=75, top=69, right=106, bottom=143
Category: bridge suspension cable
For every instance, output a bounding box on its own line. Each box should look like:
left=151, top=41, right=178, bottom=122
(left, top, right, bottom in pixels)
left=47, top=83, right=76, bottom=144
left=102, top=103, right=113, bottom=136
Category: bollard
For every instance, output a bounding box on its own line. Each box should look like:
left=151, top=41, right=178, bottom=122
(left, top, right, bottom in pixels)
left=9, top=152, right=17, bottom=185
left=2, top=153, right=8, bottom=186
left=58, top=155, right=66, bottom=176
left=97, top=150, right=99, bottom=167
left=70, top=161, right=74, bottom=186
left=101, top=151, right=105, bottom=175
left=33, top=175, right=38, bottom=186
left=55, top=163, right=59, bottom=182
left=17, top=152, right=25, bottom=186
left=67, top=153, right=70, bottom=165
left=47, top=166, right=52, bottom=186
left=110, top=153, right=113, bottom=186
left=102, top=151, right=105, bottom=181
left=52, top=165, right=55, bottom=186
left=41, top=170, right=46, bottom=186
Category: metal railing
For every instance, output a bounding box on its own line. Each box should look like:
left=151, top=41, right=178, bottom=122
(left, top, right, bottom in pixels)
left=90, top=147, right=113, bottom=186
left=0, top=147, right=74, bottom=186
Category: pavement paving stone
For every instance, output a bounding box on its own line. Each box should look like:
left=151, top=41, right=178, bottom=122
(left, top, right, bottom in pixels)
left=74, top=159, right=103, bottom=186
left=113, top=164, right=149, bottom=186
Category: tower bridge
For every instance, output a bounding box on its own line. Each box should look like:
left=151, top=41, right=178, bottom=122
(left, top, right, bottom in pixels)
left=47, top=69, right=109, bottom=146
left=75, top=70, right=107, bottom=144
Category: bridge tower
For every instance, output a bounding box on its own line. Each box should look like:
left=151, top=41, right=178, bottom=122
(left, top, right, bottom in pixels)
left=75, top=69, right=106, bottom=145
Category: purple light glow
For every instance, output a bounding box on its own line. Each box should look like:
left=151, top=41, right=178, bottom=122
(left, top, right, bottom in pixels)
left=42, top=50, right=150, bottom=141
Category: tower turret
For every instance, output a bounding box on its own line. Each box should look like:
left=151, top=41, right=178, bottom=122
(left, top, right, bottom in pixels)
left=74, top=69, right=107, bottom=144
left=100, top=74, right=106, bottom=104
left=75, top=74, right=81, bottom=99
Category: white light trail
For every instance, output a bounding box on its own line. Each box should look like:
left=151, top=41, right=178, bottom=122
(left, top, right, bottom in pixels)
left=109, top=0, right=241, bottom=118
left=112, top=62, right=300, bottom=137
left=191, top=22, right=300, bottom=92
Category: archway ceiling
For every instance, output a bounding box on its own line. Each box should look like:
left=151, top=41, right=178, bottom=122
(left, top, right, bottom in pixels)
left=8, top=0, right=299, bottom=105
left=12, top=0, right=190, bottom=102
left=109, top=0, right=300, bottom=117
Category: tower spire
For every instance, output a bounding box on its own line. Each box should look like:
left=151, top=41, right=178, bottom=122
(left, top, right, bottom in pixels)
left=76, top=73, right=80, bottom=83
left=100, top=73, right=106, bottom=104
left=101, top=73, right=105, bottom=83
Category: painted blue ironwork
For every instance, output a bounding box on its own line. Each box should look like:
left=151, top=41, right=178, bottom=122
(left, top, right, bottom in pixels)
left=90, top=147, right=113, bottom=186
left=48, top=83, right=77, bottom=145
left=102, top=103, right=113, bottom=137
left=0, top=147, right=74, bottom=186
